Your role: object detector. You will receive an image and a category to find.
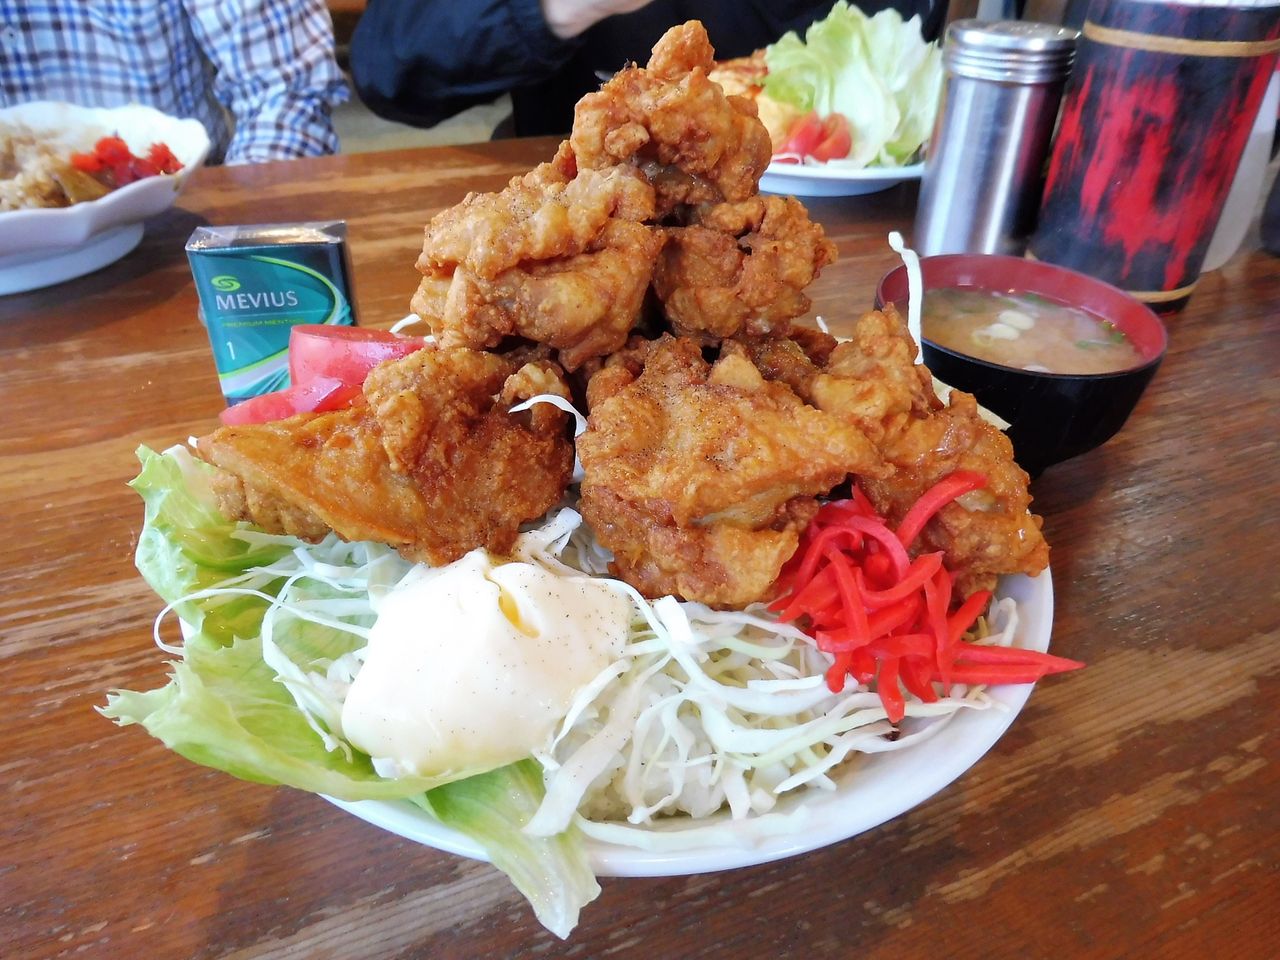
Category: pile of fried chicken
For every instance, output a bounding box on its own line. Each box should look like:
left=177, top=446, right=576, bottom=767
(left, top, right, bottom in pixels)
left=198, top=21, right=1048, bottom=609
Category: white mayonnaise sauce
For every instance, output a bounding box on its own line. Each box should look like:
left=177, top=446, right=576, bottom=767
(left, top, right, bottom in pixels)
left=340, top=549, right=631, bottom=779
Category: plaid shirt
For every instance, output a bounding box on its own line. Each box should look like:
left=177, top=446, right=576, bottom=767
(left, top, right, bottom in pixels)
left=0, top=0, right=349, bottom=163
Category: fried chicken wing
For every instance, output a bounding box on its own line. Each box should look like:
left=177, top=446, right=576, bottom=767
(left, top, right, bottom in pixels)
left=578, top=336, right=886, bottom=606
left=198, top=347, right=574, bottom=566
left=654, top=196, right=837, bottom=341
left=741, top=310, right=1049, bottom=595
left=571, top=21, right=772, bottom=216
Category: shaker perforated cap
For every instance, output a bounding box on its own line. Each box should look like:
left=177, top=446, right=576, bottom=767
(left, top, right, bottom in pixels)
left=945, top=20, right=1079, bottom=84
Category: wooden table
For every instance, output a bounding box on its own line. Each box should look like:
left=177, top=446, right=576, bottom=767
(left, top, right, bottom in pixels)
left=2, top=141, right=1276, bottom=960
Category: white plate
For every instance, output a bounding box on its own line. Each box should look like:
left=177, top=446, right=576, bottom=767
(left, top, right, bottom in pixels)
left=760, top=160, right=923, bottom=198
left=327, top=566, right=1053, bottom=877
left=0, top=101, right=211, bottom=294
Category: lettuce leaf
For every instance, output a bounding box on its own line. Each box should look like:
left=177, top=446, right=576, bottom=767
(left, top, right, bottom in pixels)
left=763, top=2, right=941, bottom=167
left=101, top=628, right=452, bottom=800
left=425, top=760, right=600, bottom=939
left=128, top=444, right=290, bottom=644
left=102, top=446, right=495, bottom=801
left=105, top=445, right=600, bottom=936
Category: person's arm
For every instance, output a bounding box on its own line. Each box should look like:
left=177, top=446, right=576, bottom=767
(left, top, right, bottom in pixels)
left=349, top=0, right=651, bottom=128
left=182, top=0, right=350, bottom=164
left=541, top=0, right=655, bottom=39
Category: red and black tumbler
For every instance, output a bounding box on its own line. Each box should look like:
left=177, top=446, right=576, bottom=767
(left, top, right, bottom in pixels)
left=1030, top=0, right=1280, bottom=312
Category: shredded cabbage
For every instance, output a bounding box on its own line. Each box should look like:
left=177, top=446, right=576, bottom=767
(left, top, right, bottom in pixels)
left=148, top=502, right=1013, bottom=846
left=888, top=229, right=923, bottom=361
left=886, top=233, right=1013, bottom=431
left=517, top=512, right=1011, bottom=843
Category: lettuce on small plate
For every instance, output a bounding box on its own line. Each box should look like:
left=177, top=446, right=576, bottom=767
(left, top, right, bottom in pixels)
left=0, top=102, right=210, bottom=295
left=758, top=3, right=940, bottom=197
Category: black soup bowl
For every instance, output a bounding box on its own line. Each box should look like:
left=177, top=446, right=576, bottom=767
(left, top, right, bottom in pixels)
left=876, top=254, right=1168, bottom=477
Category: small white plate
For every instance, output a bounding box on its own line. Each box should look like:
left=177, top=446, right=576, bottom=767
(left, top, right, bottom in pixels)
left=327, top=567, right=1053, bottom=878
left=760, top=160, right=924, bottom=198
left=0, top=101, right=211, bottom=295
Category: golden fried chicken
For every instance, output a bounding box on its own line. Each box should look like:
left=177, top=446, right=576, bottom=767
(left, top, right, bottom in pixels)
left=653, top=196, right=837, bottom=341
left=744, top=310, right=938, bottom=440
left=741, top=310, right=1049, bottom=595
left=416, top=152, right=654, bottom=281
left=198, top=347, right=574, bottom=566
left=865, top=389, right=1049, bottom=597
left=410, top=139, right=663, bottom=371
left=412, top=218, right=664, bottom=371
left=571, top=22, right=772, bottom=216
left=578, top=335, right=886, bottom=606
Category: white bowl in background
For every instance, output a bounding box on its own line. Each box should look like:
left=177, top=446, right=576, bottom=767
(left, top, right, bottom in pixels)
left=0, top=101, right=211, bottom=294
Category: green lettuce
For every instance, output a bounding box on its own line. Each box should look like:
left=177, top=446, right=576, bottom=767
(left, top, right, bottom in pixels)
left=127, top=444, right=289, bottom=643
left=425, top=761, right=600, bottom=939
left=101, top=629, right=449, bottom=800
left=102, top=446, right=599, bottom=935
left=104, top=447, right=490, bottom=799
left=763, top=2, right=941, bottom=167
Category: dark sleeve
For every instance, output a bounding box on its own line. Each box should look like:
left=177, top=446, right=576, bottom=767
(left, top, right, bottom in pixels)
left=349, top=0, right=583, bottom=127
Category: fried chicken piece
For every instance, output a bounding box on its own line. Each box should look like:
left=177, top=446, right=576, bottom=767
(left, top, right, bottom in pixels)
left=865, top=390, right=1049, bottom=597
left=742, top=327, right=839, bottom=388
left=578, top=336, right=886, bottom=606
left=818, top=308, right=941, bottom=433
left=571, top=21, right=772, bottom=216
left=416, top=157, right=654, bottom=281
left=582, top=334, right=655, bottom=411
left=653, top=196, right=837, bottom=341
left=741, top=311, right=938, bottom=441
left=741, top=310, right=1049, bottom=595
left=412, top=218, right=664, bottom=371
left=411, top=137, right=663, bottom=370
left=198, top=347, right=573, bottom=566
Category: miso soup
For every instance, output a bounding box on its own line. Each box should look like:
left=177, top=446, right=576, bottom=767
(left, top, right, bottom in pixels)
left=922, top=288, right=1144, bottom=375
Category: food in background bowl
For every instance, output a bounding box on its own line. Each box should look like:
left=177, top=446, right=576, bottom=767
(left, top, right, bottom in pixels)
left=0, top=126, right=103, bottom=210
left=711, top=2, right=942, bottom=169
left=706, top=51, right=802, bottom=150
left=0, top=125, right=183, bottom=212
left=877, top=254, right=1167, bottom=476
left=0, top=102, right=210, bottom=294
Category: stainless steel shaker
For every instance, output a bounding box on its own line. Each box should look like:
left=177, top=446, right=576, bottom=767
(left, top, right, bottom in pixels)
left=913, top=20, right=1079, bottom=257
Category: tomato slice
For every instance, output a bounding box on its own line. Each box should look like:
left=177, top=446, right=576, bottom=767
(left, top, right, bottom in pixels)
left=776, top=112, right=825, bottom=158
left=288, top=325, right=427, bottom=388
left=810, top=114, right=852, bottom=162
left=219, top=377, right=364, bottom=426
left=775, top=112, right=852, bottom=162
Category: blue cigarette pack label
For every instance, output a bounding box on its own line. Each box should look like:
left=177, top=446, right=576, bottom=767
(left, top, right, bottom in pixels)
left=187, top=222, right=356, bottom=403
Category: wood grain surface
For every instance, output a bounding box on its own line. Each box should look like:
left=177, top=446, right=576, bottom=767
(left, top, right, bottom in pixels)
left=1, top=140, right=1276, bottom=960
